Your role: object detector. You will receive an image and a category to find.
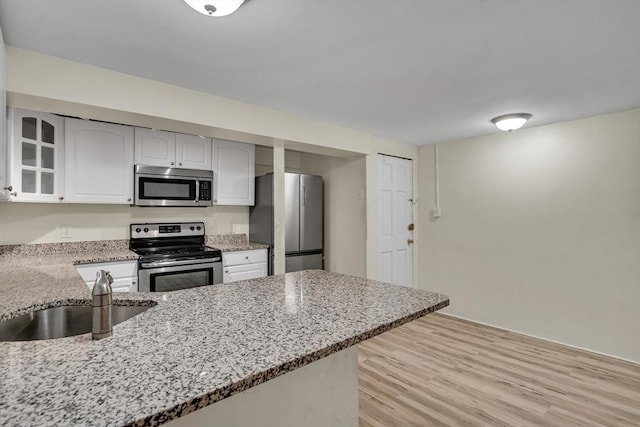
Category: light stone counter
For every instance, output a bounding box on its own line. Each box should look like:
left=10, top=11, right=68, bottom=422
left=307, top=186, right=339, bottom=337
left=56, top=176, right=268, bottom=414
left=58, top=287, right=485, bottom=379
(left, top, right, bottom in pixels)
left=205, top=234, right=269, bottom=252
left=0, top=242, right=449, bottom=426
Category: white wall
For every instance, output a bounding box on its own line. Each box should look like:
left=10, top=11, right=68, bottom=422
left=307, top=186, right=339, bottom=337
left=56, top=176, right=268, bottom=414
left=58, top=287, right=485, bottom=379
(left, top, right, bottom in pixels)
left=0, top=203, right=247, bottom=244
left=418, top=108, right=640, bottom=362
left=6, top=47, right=376, bottom=155
left=254, top=146, right=303, bottom=176
left=300, top=153, right=367, bottom=278
left=4, top=47, right=419, bottom=276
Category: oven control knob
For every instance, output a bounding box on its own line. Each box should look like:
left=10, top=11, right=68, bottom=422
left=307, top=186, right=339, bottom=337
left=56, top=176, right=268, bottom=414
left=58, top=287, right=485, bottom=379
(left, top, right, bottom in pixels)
left=143, top=227, right=149, bottom=233
left=190, top=226, right=195, bottom=231
left=135, top=228, right=141, bottom=233
left=196, top=226, right=202, bottom=231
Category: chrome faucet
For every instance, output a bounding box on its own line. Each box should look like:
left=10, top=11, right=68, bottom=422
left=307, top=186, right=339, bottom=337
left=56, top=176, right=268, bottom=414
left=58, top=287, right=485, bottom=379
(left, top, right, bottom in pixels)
left=92, top=270, right=113, bottom=340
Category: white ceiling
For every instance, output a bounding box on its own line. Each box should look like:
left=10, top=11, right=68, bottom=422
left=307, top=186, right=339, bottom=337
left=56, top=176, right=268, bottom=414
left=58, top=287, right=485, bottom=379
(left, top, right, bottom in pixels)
left=0, top=0, right=639, bottom=145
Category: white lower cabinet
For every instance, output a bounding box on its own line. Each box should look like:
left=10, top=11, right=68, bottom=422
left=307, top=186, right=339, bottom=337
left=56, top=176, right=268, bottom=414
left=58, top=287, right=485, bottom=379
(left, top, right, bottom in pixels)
left=222, top=249, right=268, bottom=283
left=75, top=260, right=138, bottom=293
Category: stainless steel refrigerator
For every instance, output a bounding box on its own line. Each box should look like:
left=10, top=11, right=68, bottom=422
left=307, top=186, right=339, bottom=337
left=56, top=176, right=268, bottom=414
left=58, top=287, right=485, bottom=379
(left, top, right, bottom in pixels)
left=249, top=173, right=323, bottom=274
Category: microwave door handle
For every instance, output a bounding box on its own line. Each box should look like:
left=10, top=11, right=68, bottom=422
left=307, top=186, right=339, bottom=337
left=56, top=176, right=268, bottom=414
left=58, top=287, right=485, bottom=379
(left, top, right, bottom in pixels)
left=195, top=179, right=200, bottom=204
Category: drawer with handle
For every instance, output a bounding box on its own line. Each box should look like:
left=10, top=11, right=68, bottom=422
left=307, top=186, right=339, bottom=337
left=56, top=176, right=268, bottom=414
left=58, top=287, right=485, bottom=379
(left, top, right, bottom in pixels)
left=222, top=249, right=268, bottom=267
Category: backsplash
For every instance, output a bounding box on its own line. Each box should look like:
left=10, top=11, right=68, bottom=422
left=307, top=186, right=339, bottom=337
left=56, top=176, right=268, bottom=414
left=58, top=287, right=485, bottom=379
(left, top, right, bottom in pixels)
left=0, top=203, right=248, bottom=245
left=0, top=234, right=248, bottom=258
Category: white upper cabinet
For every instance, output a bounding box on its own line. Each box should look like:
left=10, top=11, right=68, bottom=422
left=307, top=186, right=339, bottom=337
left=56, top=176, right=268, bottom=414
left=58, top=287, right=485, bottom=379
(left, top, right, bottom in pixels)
left=135, top=128, right=212, bottom=170
left=134, top=128, right=176, bottom=167
left=64, top=118, right=134, bottom=204
left=212, top=139, right=255, bottom=206
left=7, top=108, right=65, bottom=203
left=176, top=133, right=212, bottom=170
left=0, top=28, right=7, bottom=202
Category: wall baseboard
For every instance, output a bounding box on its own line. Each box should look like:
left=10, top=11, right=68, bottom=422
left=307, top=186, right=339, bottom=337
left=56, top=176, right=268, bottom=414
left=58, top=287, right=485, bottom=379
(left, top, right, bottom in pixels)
left=438, top=312, right=639, bottom=365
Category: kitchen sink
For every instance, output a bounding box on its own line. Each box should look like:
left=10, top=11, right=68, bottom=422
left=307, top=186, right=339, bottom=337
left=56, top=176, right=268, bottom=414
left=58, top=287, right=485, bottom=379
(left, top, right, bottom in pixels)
left=0, top=304, right=152, bottom=341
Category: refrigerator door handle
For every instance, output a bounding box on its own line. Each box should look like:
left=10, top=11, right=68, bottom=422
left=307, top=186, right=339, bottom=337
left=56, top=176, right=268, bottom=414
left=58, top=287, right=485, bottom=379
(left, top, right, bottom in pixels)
left=301, top=185, right=306, bottom=206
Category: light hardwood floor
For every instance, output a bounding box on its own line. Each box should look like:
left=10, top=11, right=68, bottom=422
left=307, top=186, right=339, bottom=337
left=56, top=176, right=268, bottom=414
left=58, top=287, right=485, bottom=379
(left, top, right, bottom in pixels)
left=358, top=313, right=640, bottom=426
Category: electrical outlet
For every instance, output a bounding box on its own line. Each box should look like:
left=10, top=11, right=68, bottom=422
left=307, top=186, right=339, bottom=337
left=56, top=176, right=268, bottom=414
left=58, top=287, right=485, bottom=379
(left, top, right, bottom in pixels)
left=61, top=225, right=72, bottom=239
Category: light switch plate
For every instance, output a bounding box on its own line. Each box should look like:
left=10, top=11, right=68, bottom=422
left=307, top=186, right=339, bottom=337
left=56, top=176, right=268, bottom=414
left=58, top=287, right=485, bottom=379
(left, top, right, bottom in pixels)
left=232, top=223, right=248, bottom=235
left=61, top=225, right=72, bottom=239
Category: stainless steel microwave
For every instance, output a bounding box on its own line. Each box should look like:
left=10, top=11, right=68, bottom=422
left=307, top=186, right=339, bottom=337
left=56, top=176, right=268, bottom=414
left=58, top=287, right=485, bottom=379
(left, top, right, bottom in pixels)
left=134, top=165, right=213, bottom=207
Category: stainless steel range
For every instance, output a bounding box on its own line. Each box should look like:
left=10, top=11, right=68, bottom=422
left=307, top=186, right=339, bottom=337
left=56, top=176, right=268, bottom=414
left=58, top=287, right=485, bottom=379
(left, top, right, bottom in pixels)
left=130, top=222, right=223, bottom=292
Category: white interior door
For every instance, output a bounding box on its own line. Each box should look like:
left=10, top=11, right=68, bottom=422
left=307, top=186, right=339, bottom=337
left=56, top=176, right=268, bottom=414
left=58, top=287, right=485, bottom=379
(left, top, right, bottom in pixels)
left=378, top=154, right=413, bottom=287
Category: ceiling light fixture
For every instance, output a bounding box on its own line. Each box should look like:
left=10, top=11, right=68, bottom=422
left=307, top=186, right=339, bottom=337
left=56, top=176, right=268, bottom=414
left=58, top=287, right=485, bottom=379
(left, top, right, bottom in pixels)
left=491, top=113, right=532, bottom=132
left=183, top=0, right=245, bottom=17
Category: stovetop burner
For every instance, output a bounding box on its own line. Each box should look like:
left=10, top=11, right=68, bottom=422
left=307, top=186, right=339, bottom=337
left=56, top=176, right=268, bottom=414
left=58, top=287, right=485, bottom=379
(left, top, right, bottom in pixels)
left=129, top=222, right=222, bottom=262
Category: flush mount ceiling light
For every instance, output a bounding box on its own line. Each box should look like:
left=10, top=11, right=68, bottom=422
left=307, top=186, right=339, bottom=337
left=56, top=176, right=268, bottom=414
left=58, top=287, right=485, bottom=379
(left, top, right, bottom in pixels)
left=491, top=113, right=532, bottom=132
left=183, top=0, right=245, bottom=17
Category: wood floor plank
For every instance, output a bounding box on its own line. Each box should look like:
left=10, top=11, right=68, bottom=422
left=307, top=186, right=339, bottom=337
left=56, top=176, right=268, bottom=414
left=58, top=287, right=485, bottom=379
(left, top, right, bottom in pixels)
left=358, top=313, right=640, bottom=426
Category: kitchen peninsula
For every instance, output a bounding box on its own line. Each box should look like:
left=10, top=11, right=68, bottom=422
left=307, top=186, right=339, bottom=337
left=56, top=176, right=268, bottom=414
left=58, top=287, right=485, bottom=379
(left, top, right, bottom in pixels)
left=0, top=243, right=449, bottom=426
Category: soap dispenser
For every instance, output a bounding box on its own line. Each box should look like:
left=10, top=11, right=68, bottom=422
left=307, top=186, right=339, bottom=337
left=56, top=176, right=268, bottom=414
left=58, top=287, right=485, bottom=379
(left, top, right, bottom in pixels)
left=92, top=270, right=113, bottom=340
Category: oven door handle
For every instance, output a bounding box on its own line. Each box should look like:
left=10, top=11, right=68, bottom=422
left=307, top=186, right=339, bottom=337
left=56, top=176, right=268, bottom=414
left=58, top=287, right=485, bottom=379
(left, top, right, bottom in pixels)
left=141, top=257, right=221, bottom=268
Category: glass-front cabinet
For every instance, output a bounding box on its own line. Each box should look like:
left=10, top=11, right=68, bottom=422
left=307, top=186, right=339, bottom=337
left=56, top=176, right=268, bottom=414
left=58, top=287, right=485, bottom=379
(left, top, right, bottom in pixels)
left=8, top=109, right=64, bottom=202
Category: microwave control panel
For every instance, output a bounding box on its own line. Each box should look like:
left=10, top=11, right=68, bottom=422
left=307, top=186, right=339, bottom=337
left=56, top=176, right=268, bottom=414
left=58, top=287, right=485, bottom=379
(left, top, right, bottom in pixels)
left=199, top=180, right=212, bottom=201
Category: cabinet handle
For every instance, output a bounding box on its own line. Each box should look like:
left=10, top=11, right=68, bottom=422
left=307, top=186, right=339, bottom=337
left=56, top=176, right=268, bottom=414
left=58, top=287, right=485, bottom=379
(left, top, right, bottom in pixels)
left=127, top=198, right=132, bottom=202
left=58, top=196, right=64, bottom=202
left=3, top=185, right=12, bottom=191
left=170, top=161, right=175, bottom=166
left=179, top=162, right=182, bottom=166
left=407, top=239, right=414, bottom=245
left=10, top=192, right=17, bottom=197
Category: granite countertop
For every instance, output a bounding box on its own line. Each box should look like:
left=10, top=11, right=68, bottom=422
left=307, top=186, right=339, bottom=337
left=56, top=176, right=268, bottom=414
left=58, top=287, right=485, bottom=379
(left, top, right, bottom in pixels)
left=0, top=240, right=146, bottom=321
left=205, top=234, right=269, bottom=252
left=213, top=241, right=270, bottom=252
left=0, top=242, right=449, bottom=426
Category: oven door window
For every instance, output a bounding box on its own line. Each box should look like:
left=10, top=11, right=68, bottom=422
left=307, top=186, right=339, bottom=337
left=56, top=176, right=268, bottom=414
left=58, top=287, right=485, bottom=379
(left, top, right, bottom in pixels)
left=150, top=268, right=213, bottom=292
left=139, top=177, right=196, bottom=200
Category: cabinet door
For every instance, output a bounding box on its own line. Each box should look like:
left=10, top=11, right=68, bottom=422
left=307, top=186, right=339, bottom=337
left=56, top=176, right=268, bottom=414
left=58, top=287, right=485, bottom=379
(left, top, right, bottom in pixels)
left=223, top=262, right=268, bottom=283
left=77, top=260, right=138, bottom=292
left=134, top=128, right=176, bottom=167
left=176, top=134, right=212, bottom=170
left=8, top=109, right=65, bottom=203
left=111, top=277, right=137, bottom=292
left=0, top=33, right=7, bottom=202
left=65, top=118, right=134, bottom=204
left=212, top=139, right=255, bottom=206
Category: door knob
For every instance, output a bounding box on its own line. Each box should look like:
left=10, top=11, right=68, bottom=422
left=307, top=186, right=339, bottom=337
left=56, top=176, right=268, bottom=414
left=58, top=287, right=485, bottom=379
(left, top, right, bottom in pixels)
left=407, top=239, right=414, bottom=245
